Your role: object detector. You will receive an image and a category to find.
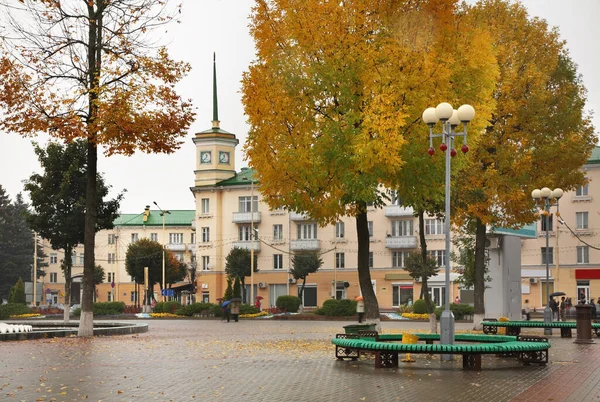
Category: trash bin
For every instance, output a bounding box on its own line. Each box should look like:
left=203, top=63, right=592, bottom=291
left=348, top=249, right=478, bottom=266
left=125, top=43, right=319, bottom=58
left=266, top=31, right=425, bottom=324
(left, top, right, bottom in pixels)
left=401, top=333, right=419, bottom=362
left=343, top=324, right=377, bottom=334
left=575, top=304, right=594, bottom=344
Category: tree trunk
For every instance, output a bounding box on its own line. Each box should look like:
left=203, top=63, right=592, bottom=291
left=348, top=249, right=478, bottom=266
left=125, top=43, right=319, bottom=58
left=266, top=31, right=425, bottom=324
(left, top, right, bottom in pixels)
left=473, top=218, right=487, bottom=330
left=419, top=210, right=427, bottom=301
left=62, top=247, right=72, bottom=324
left=355, top=206, right=379, bottom=328
left=79, top=2, right=102, bottom=337
left=299, top=278, right=306, bottom=313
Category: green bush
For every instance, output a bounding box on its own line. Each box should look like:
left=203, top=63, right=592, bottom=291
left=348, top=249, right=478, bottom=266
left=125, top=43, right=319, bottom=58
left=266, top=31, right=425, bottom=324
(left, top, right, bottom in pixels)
left=93, top=301, right=126, bottom=315
left=176, top=302, right=217, bottom=317
left=0, top=303, right=31, bottom=319
left=314, top=299, right=356, bottom=316
left=434, top=303, right=475, bottom=320
left=239, top=304, right=259, bottom=315
left=412, top=299, right=428, bottom=314
left=153, top=302, right=165, bottom=313
left=276, top=295, right=301, bottom=313
left=162, top=301, right=182, bottom=314
left=210, top=304, right=223, bottom=317
left=8, top=278, right=26, bottom=304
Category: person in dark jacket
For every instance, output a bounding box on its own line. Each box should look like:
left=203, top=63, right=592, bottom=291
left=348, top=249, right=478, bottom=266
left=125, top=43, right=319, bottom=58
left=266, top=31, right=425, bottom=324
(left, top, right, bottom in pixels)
left=590, top=298, right=597, bottom=319
left=549, top=297, right=559, bottom=321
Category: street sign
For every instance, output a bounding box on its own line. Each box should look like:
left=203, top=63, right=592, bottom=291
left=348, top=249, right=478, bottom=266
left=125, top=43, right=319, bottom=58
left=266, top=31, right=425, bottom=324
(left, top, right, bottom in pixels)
left=111, top=282, right=115, bottom=288
left=161, top=289, right=175, bottom=297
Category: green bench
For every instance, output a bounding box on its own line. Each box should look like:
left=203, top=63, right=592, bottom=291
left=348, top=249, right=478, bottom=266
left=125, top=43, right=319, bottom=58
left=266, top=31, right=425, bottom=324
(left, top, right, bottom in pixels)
left=333, top=331, right=550, bottom=370
left=482, top=319, right=600, bottom=338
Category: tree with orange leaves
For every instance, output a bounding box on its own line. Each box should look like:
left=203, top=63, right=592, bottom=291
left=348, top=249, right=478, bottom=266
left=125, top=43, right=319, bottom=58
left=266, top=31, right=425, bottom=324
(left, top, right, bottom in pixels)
left=0, top=1, right=195, bottom=336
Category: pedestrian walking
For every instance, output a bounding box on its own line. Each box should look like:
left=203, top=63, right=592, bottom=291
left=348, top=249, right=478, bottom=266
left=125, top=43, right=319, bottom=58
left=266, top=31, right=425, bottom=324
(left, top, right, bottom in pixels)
left=560, top=296, right=566, bottom=321
left=523, top=299, right=531, bottom=321
left=222, top=303, right=231, bottom=323
left=356, top=296, right=365, bottom=323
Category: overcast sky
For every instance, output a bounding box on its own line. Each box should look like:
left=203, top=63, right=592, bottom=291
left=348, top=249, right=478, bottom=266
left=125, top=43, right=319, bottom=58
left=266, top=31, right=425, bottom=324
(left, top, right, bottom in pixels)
left=1, top=0, right=598, bottom=213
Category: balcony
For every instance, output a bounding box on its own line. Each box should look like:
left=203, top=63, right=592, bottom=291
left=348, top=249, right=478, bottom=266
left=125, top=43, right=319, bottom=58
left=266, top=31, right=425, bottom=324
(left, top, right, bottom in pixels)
left=165, top=243, right=186, bottom=252
left=289, top=212, right=311, bottom=221
left=385, top=236, right=418, bottom=249
left=290, top=239, right=321, bottom=251
left=384, top=205, right=414, bottom=217
left=232, top=211, right=261, bottom=224
left=232, top=241, right=261, bottom=252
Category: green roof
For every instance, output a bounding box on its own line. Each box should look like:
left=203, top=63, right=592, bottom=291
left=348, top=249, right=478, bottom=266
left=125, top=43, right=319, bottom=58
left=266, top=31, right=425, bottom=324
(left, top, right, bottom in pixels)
left=588, top=146, right=600, bottom=165
left=114, top=210, right=195, bottom=227
left=218, top=167, right=259, bottom=187
left=490, top=222, right=537, bottom=239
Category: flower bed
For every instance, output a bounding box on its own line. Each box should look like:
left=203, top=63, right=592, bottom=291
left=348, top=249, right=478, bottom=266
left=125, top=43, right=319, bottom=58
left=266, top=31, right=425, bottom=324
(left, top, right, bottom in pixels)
left=401, top=313, right=429, bottom=320
left=9, top=313, right=42, bottom=319
left=239, top=311, right=270, bottom=319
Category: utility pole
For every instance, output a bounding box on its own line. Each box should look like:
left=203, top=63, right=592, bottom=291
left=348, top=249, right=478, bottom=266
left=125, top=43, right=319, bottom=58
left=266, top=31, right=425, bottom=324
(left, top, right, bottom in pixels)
left=33, top=232, right=37, bottom=307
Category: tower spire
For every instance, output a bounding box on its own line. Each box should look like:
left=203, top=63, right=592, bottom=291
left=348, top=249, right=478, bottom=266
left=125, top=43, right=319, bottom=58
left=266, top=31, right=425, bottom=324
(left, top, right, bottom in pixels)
left=212, top=52, right=220, bottom=129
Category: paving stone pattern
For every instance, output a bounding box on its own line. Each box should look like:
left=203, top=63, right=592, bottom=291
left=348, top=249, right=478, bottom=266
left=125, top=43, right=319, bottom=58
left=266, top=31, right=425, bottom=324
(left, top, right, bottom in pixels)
left=0, top=320, right=599, bottom=401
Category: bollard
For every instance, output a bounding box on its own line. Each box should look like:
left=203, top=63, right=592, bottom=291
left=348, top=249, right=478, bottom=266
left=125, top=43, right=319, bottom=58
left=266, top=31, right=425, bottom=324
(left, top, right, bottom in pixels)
left=574, top=304, right=594, bottom=344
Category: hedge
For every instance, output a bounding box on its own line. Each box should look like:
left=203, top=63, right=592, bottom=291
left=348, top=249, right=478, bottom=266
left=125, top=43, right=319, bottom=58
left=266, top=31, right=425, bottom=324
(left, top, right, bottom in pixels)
left=0, top=303, right=31, bottom=319
left=71, top=301, right=125, bottom=316
left=314, top=299, right=356, bottom=316
left=276, top=295, right=301, bottom=313
left=434, top=303, right=475, bottom=320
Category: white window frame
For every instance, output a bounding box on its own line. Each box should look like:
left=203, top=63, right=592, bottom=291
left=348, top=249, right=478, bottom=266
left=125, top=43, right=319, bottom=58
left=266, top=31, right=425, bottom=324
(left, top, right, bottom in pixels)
left=50, top=272, right=58, bottom=283
left=108, top=234, right=116, bottom=245
left=239, top=196, right=258, bottom=213
left=368, top=221, right=374, bottom=237
left=392, top=251, right=407, bottom=268
left=297, top=223, right=317, bottom=240
left=541, top=247, right=554, bottom=265
left=335, top=221, right=345, bottom=239
left=169, top=233, right=184, bottom=244
left=427, top=250, right=446, bottom=267
left=577, top=246, right=590, bottom=264
left=150, top=233, right=158, bottom=242
left=107, top=253, right=115, bottom=264
left=391, top=220, right=413, bottom=236
left=576, top=183, right=589, bottom=197
left=335, top=252, right=345, bottom=269
left=425, top=219, right=445, bottom=235
left=131, top=233, right=139, bottom=243
left=201, top=198, right=210, bottom=214
left=202, top=227, right=210, bottom=242
left=368, top=252, right=373, bottom=268
left=202, top=256, right=210, bottom=271
left=273, top=224, right=283, bottom=241
left=576, top=212, right=589, bottom=230
left=239, top=226, right=252, bottom=241
left=50, top=253, right=57, bottom=264
left=274, top=254, right=283, bottom=270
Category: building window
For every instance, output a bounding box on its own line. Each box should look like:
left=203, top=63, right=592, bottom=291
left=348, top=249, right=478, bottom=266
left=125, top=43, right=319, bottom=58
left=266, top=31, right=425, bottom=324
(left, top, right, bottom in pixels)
left=541, top=214, right=553, bottom=232
left=108, top=234, right=116, bottom=245
left=202, top=227, right=210, bottom=242
left=335, top=221, right=345, bottom=239
left=274, top=254, right=283, bottom=270
left=50, top=253, right=57, bottom=264
left=50, top=272, right=58, bottom=283
left=273, top=224, right=283, bottom=241
left=191, top=233, right=196, bottom=245
left=336, top=252, right=345, bottom=269
left=576, top=212, right=589, bottom=230
left=427, top=250, right=446, bottom=267
left=131, top=233, right=139, bottom=243
left=201, top=198, right=210, bottom=214
left=131, top=291, right=138, bottom=303
left=107, top=291, right=113, bottom=302
left=150, top=233, right=158, bottom=242
left=576, top=183, right=589, bottom=197
left=541, top=247, right=554, bottom=265
left=391, top=190, right=403, bottom=206
left=392, top=285, right=414, bottom=307
left=577, top=246, right=589, bottom=264
left=79, top=255, right=84, bottom=265
left=392, top=251, right=408, bottom=268
left=239, top=196, right=258, bottom=213
left=368, top=221, right=373, bottom=237
left=107, top=272, right=114, bottom=283
left=107, top=253, right=115, bottom=264
left=297, top=223, right=317, bottom=239
left=239, top=226, right=252, bottom=241
left=169, top=233, right=184, bottom=244
left=392, top=220, right=413, bottom=236
left=202, top=256, right=210, bottom=271
left=174, top=252, right=184, bottom=262
left=369, top=252, right=373, bottom=268
left=425, top=219, right=445, bottom=235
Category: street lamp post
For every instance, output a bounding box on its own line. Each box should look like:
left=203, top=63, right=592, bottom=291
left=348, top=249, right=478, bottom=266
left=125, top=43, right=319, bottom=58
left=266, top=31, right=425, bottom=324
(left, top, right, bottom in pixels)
left=422, top=102, right=475, bottom=361
left=153, top=201, right=171, bottom=302
left=532, top=187, right=563, bottom=335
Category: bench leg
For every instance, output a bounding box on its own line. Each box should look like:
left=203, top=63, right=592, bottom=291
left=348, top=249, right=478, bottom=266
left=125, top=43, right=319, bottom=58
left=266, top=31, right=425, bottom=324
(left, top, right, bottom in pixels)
left=375, top=351, right=398, bottom=368
left=336, top=346, right=359, bottom=361
left=519, top=349, right=548, bottom=366
left=560, top=328, right=572, bottom=338
left=462, top=354, right=481, bottom=370
left=506, top=327, right=521, bottom=336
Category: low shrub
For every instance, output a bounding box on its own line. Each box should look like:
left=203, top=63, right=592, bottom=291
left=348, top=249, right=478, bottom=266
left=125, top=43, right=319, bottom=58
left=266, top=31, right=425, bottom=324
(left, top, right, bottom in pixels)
left=276, top=295, right=301, bottom=313
left=314, top=299, right=356, bottom=316
left=162, top=301, right=182, bottom=314
left=0, top=303, right=31, bottom=320
left=176, top=302, right=217, bottom=317
left=397, top=304, right=414, bottom=314
left=93, top=301, right=126, bottom=316
left=412, top=299, right=428, bottom=314
left=239, top=304, right=259, bottom=315
left=434, top=303, right=475, bottom=320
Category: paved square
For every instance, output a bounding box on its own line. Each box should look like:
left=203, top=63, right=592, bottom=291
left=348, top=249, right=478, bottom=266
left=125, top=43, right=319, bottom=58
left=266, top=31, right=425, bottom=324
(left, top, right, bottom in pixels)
left=1, top=319, right=600, bottom=401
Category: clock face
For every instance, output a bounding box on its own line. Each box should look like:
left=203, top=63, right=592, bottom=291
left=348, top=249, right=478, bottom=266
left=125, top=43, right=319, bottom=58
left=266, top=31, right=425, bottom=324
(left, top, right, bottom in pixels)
left=219, top=151, right=230, bottom=164
left=200, top=151, right=211, bottom=164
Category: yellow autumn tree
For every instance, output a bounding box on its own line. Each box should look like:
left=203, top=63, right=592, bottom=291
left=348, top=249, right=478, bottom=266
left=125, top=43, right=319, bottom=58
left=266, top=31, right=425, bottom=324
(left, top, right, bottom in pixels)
left=0, top=1, right=195, bottom=336
left=242, top=0, right=497, bottom=322
left=454, top=0, right=596, bottom=324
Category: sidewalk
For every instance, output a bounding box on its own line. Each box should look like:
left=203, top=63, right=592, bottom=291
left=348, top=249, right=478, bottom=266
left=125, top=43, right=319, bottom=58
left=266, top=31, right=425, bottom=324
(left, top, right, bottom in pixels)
left=0, top=319, right=598, bottom=401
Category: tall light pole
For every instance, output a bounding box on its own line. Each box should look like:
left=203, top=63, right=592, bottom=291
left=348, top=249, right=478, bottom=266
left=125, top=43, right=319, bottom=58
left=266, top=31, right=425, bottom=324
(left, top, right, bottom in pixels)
left=422, top=102, right=475, bottom=360
left=153, top=201, right=171, bottom=302
left=532, top=187, right=563, bottom=335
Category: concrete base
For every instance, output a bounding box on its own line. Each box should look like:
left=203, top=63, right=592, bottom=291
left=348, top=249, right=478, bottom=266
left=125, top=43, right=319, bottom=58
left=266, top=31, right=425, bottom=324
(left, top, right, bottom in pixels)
left=440, top=309, right=455, bottom=361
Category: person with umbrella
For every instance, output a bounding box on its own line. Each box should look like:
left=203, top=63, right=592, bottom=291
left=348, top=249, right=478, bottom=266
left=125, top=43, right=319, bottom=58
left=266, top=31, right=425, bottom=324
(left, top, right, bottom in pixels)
left=254, top=295, right=263, bottom=311
left=221, top=300, right=231, bottom=323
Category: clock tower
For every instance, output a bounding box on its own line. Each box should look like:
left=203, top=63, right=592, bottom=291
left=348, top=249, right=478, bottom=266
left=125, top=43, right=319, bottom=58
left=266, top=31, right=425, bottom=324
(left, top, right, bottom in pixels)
left=192, top=53, right=238, bottom=187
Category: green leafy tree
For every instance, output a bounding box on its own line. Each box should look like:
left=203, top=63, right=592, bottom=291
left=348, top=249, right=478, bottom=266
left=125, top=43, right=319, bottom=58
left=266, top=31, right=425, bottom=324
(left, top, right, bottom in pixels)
left=233, top=276, right=242, bottom=300
left=224, top=247, right=258, bottom=302
left=0, top=0, right=195, bottom=336
left=125, top=239, right=185, bottom=306
left=223, top=277, right=234, bottom=301
left=94, top=265, right=106, bottom=286
left=291, top=251, right=323, bottom=305
left=404, top=250, right=439, bottom=316
left=0, top=188, right=47, bottom=302
left=9, top=278, right=26, bottom=304
left=24, top=140, right=122, bottom=322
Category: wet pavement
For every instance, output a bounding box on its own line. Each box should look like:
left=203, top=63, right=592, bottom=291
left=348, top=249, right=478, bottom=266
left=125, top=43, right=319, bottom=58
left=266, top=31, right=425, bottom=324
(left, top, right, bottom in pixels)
left=0, top=319, right=599, bottom=401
